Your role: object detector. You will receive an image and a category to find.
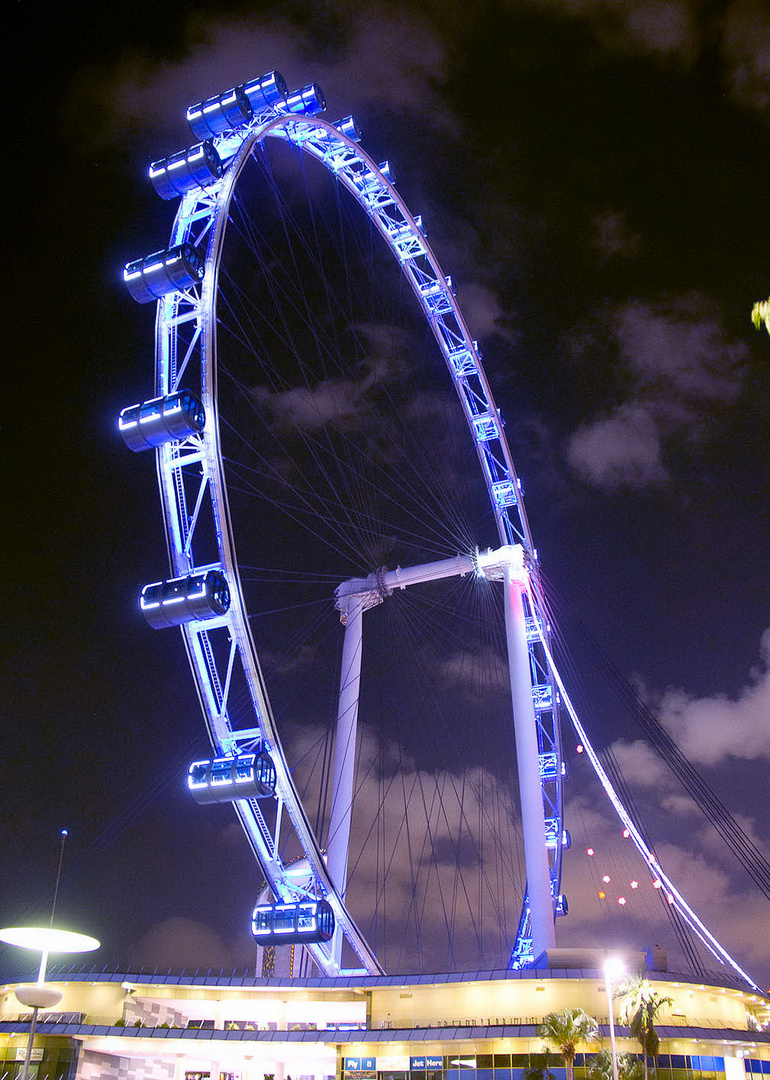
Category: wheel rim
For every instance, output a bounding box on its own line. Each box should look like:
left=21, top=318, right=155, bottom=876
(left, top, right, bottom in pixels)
left=145, top=105, right=564, bottom=975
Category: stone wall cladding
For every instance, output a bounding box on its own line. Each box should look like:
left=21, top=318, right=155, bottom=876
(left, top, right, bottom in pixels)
left=124, top=997, right=185, bottom=1027
left=79, top=1048, right=175, bottom=1080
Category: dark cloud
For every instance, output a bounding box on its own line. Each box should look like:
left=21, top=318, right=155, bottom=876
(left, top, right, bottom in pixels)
left=128, top=917, right=252, bottom=969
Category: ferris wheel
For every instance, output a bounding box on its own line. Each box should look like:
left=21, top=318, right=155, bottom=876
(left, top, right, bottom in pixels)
left=118, top=68, right=576, bottom=977
left=117, top=68, right=763, bottom=989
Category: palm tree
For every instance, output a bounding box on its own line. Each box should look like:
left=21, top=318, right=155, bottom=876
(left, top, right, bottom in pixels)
left=539, top=1008, right=600, bottom=1080
left=616, top=978, right=672, bottom=1080
left=524, top=1048, right=558, bottom=1080
left=588, top=1050, right=644, bottom=1080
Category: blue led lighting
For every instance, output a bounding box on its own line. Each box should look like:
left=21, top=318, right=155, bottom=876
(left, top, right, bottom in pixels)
left=532, top=684, right=554, bottom=711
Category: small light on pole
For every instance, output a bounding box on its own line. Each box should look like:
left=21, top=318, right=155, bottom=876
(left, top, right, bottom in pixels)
left=604, top=955, right=625, bottom=1080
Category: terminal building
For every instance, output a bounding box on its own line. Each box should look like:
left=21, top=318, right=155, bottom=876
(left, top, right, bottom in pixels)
left=1, top=950, right=768, bottom=1080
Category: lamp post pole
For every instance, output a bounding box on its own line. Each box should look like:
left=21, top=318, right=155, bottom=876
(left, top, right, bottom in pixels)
left=604, top=957, right=624, bottom=1080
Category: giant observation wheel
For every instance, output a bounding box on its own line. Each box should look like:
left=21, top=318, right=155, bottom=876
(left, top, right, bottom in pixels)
left=120, top=69, right=575, bottom=977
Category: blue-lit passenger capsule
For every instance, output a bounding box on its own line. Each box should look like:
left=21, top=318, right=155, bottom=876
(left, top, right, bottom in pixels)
left=188, top=751, right=276, bottom=804
left=334, top=116, right=362, bottom=143
left=285, top=83, right=326, bottom=116
left=186, top=85, right=252, bottom=140
left=123, top=243, right=205, bottom=304
left=149, top=141, right=223, bottom=200
left=140, top=571, right=230, bottom=629
left=118, top=390, right=205, bottom=452
left=243, top=69, right=288, bottom=112
left=251, top=900, right=335, bottom=946
left=379, top=161, right=395, bottom=184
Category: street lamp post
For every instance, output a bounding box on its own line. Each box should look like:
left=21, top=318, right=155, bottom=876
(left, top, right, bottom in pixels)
left=0, top=926, right=100, bottom=1080
left=604, top=956, right=625, bottom=1080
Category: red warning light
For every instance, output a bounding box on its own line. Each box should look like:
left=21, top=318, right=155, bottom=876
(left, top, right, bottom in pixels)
left=618, top=897, right=627, bottom=906
left=576, top=745, right=584, bottom=754
left=622, top=828, right=630, bottom=838
left=653, top=879, right=663, bottom=889
left=667, top=892, right=674, bottom=904
left=602, top=874, right=611, bottom=884
left=630, top=880, right=639, bottom=889
left=586, top=848, right=595, bottom=856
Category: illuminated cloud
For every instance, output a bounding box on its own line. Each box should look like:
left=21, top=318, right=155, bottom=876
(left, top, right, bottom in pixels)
left=253, top=325, right=411, bottom=432
left=435, top=646, right=513, bottom=694
left=520, top=0, right=696, bottom=60
left=66, top=6, right=451, bottom=147
left=567, top=401, right=667, bottom=489
left=455, top=283, right=518, bottom=343
left=606, top=738, right=675, bottom=790
left=566, top=295, right=747, bottom=490
left=657, top=628, right=770, bottom=764
left=591, top=210, right=642, bottom=262
left=254, top=377, right=371, bottom=432
left=285, top=721, right=523, bottom=971
left=723, top=0, right=770, bottom=114
left=616, top=296, right=746, bottom=403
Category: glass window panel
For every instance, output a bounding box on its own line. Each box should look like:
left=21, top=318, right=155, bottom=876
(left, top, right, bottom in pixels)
left=235, top=755, right=255, bottom=781
left=211, top=760, right=232, bottom=784
left=273, top=906, right=295, bottom=930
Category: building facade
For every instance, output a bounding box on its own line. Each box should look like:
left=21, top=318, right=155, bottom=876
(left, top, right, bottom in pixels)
left=1, top=959, right=768, bottom=1080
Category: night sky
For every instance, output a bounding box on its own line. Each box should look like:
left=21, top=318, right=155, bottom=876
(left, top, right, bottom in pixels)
left=4, top=0, right=770, bottom=991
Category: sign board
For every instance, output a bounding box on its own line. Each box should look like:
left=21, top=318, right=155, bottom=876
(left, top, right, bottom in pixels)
left=344, top=1059, right=376, bottom=1073
left=411, top=1058, right=442, bottom=1071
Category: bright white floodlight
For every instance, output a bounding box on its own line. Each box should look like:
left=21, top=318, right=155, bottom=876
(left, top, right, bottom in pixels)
left=0, top=927, right=100, bottom=954
left=604, top=955, right=625, bottom=1080
left=604, top=954, right=625, bottom=979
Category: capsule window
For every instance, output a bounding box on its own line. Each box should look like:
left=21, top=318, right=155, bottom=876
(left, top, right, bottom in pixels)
left=273, top=906, right=296, bottom=933
left=234, top=755, right=255, bottom=783
left=188, top=762, right=209, bottom=787
left=296, top=903, right=316, bottom=931
left=252, top=909, right=272, bottom=935
left=210, top=760, right=232, bottom=786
